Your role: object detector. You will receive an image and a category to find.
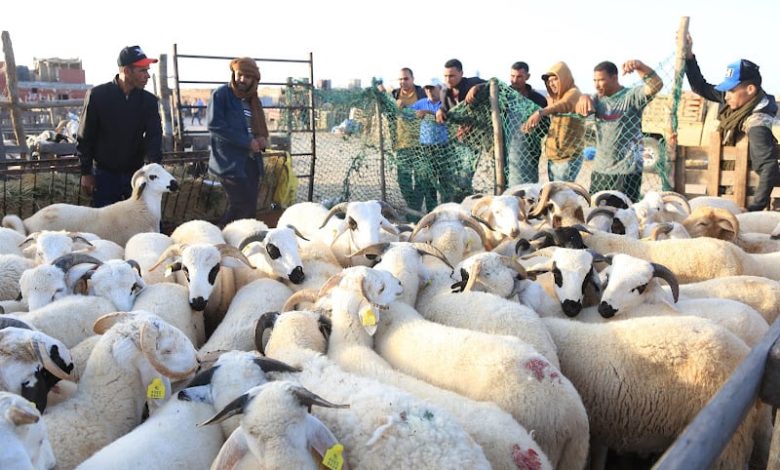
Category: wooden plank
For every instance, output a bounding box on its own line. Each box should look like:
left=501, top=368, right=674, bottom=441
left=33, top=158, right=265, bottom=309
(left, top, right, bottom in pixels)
left=664, top=16, right=689, bottom=179
left=682, top=146, right=709, bottom=161
left=707, top=132, right=722, bottom=196
left=684, top=183, right=707, bottom=195
left=1, top=31, right=29, bottom=157
left=684, top=169, right=709, bottom=186
left=674, top=146, right=686, bottom=193
left=733, top=138, right=749, bottom=207
left=653, top=318, right=780, bottom=470
left=490, top=79, right=505, bottom=194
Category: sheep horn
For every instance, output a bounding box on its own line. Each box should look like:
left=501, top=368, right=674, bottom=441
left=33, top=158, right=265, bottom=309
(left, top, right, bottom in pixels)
left=285, top=225, right=310, bottom=242
left=149, top=245, right=183, bottom=271
left=281, top=289, right=319, bottom=312
left=18, top=234, right=38, bottom=248
left=200, top=393, right=251, bottom=427
left=410, top=242, right=454, bottom=269
left=586, top=207, right=617, bottom=224
left=462, top=263, right=482, bottom=293
left=0, top=316, right=32, bottom=330
left=216, top=244, right=255, bottom=268
left=318, top=273, right=345, bottom=299
left=471, top=214, right=496, bottom=232
left=6, top=403, right=39, bottom=426
left=459, top=214, right=489, bottom=250
left=238, top=232, right=268, bottom=252
left=52, top=253, right=103, bottom=273
left=319, top=202, right=349, bottom=229
left=185, top=363, right=220, bottom=388
left=470, top=196, right=494, bottom=219
left=253, top=357, right=301, bottom=374
left=140, top=321, right=197, bottom=380
left=560, top=182, right=591, bottom=205
left=498, top=256, right=528, bottom=279
left=92, top=312, right=133, bottom=334
left=648, top=223, right=674, bottom=240
left=32, top=339, right=74, bottom=381
left=593, top=192, right=630, bottom=209
left=254, top=312, right=280, bottom=355
left=409, top=212, right=439, bottom=242
left=291, top=384, right=349, bottom=410
left=528, top=182, right=559, bottom=218
left=349, top=243, right=391, bottom=260
left=660, top=191, right=691, bottom=214
left=651, top=263, right=679, bottom=303
left=125, top=259, right=142, bottom=277
left=377, top=201, right=400, bottom=222
left=67, top=234, right=94, bottom=246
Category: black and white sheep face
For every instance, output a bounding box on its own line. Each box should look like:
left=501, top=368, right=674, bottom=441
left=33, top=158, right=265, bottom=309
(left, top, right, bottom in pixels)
left=90, top=260, right=145, bottom=312
left=258, top=228, right=305, bottom=284
left=550, top=249, right=598, bottom=317
left=179, top=245, right=222, bottom=312
left=140, top=163, right=179, bottom=194
left=0, top=391, right=56, bottom=470
left=598, top=254, right=654, bottom=318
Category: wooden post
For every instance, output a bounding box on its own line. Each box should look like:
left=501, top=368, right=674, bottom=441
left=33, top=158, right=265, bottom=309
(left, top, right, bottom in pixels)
left=489, top=78, right=506, bottom=194
left=707, top=132, right=722, bottom=197
left=157, top=53, right=174, bottom=152
left=1, top=31, right=29, bottom=158
left=375, top=95, right=387, bottom=201
left=665, top=17, right=690, bottom=187
left=733, top=137, right=749, bottom=207
left=171, top=43, right=183, bottom=151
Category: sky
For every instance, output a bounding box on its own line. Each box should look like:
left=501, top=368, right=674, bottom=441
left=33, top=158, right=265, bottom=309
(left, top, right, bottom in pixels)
left=4, top=0, right=780, bottom=96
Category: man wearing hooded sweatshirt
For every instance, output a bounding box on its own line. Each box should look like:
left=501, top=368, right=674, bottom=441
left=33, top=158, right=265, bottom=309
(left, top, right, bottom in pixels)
left=524, top=61, right=584, bottom=182
left=208, top=57, right=269, bottom=226
left=683, top=34, right=779, bottom=212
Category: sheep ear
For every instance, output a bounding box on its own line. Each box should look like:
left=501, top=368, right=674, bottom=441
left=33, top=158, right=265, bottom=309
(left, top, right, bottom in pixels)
left=135, top=182, right=147, bottom=199
left=305, top=414, right=344, bottom=463
left=185, top=365, right=220, bottom=388
left=211, top=428, right=252, bottom=470
left=318, top=315, right=332, bottom=343
left=254, top=312, right=280, bottom=355
left=358, top=301, right=379, bottom=336
left=6, top=403, right=40, bottom=426
left=93, top=311, right=134, bottom=334
left=74, top=275, right=90, bottom=295
left=651, top=263, right=679, bottom=303
left=200, top=393, right=252, bottom=427
left=252, top=357, right=300, bottom=374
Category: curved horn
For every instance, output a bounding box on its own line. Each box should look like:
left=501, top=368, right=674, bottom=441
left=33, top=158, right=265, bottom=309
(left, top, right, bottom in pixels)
left=51, top=253, right=103, bottom=273
left=593, top=191, right=630, bottom=209
left=410, top=242, right=454, bottom=269
left=140, top=321, right=197, bottom=380
left=93, top=311, right=133, bottom=334
left=470, top=214, right=496, bottom=232
left=462, top=262, right=482, bottom=293
left=660, top=191, right=691, bottom=214
left=125, top=259, right=142, bottom=277
left=32, top=339, right=73, bottom=381
left=528, top=183, right=556, bottom=218
left=18, top=234, right=37, bottom=248
left=149, top=245, right=183, bottom=271
left=67, top=233, right=94, bottom=246
left=561, top=182, right=592, bottom=205
left=319, top=202, right=349, bottom=229
left=253, top=357, right=301, bottom=374
left=0, top=316, right=32, bottom=330
left=648, top=222, right=674, bottom=240
left=459, top=214, right=489, bottom=250
left=200, top=393, right=250, bottom=427
left=317, top=273, right=345, bottom=299
left=291, top=384, right=349, bottom=410
left=349, top=243, right=391, bottom=260
left=282, top=289, right=319, bottom=312
left=586, top=207, right=617, bottom=223
left=651, top=262, right=679, bottom=303
left=498, top=255, right=528, bottom=279
left=377, top=201, right=399, bottom=221
left=238, top=232, right=268, bottom=252
left=408, top=211, right=439, bottom=242
left=216, top=244, right=255, bottom=268
left=254, top=311, right=280, bottom=355
left=285, top=224, right=310, bottom=242
left=470, top=196, right=494, bottom=219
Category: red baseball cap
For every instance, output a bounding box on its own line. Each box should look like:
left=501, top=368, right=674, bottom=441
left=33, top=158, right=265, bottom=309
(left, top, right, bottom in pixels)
left=117, top=46, right=159, bottom=67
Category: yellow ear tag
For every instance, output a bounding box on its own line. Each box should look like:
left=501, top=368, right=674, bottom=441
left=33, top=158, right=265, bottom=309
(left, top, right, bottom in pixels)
left=146, top=377, right=166, bottom=400
left=164, top=264, right=175, bottom=278
left=361, top=307, right=376, bottom=327
left=322, top=443, right=344, bottom=470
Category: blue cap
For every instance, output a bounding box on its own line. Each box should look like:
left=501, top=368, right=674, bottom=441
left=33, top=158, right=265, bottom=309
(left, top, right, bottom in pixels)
left=714, top=59, right=761, bottom=92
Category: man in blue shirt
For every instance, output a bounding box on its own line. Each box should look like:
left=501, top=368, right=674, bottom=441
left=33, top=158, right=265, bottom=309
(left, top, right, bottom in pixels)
left=410, top=84, right=448, bottom=212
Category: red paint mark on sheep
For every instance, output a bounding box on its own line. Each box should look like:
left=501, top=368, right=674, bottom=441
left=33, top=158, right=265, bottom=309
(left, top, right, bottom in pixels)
left=512, top=444, right=542, bottom=470
left=524, top=358, right=549, bottom=381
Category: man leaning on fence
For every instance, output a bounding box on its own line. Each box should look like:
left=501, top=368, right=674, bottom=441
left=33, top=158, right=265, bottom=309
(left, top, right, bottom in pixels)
left=207, top=57, right=269, bottom=227
left=77, top=46, right=163, bottom=207
left=683, top=34, right=779, bottom=212
left=576, top=60, right=663, bottom=202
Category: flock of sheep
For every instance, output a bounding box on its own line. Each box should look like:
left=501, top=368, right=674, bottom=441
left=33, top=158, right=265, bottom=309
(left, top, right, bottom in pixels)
left=1, top=162, right=780, bottom=469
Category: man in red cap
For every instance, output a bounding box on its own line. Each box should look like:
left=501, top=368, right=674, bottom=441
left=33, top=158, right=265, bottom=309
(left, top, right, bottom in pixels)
left=207, top=57, right=269, bottom=226
left=76, top=46, right=163, bottom=207
left=684, top=33, right=779, bottom=211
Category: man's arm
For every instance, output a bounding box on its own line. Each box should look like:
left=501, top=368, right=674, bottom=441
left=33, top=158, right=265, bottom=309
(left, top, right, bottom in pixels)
left=622, top=60, right=663, bottom=98
left=682, top=33, right=723, bottom=103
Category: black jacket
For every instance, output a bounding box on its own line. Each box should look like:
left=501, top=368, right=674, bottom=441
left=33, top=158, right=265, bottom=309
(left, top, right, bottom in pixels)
left=392, top=85, right=426, bottom=101
left=440, top=76, right=487, bottom=113
left=77, top=76, right=162, bottom=175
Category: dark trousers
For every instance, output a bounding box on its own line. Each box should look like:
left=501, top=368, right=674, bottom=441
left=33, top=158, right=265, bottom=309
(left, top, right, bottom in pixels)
left=748, top=154, right=780, bottom=211
left=219, top=157, right=261, bottom=227
left=590, top=171, right=643, bottom=203
left=92, top=168, right=133, bottom=208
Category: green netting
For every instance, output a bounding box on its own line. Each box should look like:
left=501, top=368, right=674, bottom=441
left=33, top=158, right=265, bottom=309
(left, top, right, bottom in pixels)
left=303, top=54, right=684, bottom=213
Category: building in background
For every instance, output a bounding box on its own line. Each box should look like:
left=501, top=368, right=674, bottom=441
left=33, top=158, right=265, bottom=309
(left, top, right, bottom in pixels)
left=0, top=57, right=90, bottom=102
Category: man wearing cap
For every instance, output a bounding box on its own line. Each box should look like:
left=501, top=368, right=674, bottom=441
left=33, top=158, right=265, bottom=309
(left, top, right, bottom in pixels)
left=77, top=46, right=163, bottom=207
left=207, top=57, right=269, bottom=226
left=684, top=33, right=779, bottom=212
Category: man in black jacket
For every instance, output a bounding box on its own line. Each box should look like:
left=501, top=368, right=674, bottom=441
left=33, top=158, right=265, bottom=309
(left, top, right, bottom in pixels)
left=684, top=34, right=779, bottom=211
left=77, top=46, right=163, bottom=207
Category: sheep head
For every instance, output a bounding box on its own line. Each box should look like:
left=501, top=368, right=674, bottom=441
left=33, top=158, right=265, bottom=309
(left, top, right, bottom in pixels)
left=131, top=163, right=179, bottom=199
left=597, top=254, right=679, bottom=318
left=682, top=206, right=739, bottom=242
left=528, top=182, right=590, bottom=228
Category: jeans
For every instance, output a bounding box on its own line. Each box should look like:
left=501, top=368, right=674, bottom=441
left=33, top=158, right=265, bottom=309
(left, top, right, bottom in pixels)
left=506, top=130, right=540, bottom=186
left=589, top=171, right=643, bottom=202
left=547, top=154, right=584, bottom=182
left=218, top=156, right=261, bottom=227
left=92, top=168, right=133, bottom=208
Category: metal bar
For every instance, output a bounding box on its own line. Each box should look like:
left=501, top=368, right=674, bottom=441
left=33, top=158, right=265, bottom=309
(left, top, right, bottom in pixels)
left=2, top=31, right=30, bottom=157
left=174, top=54, right=310, bottom=64
left=375, top=94, right=387, bottom=201
left=0, top=99, right=83, bottom=110
left=653, top=317, right=780, bottom=470
left=178, top=80, right=312, bottom=88
left=172, top=43, right=184, bottom=150
left=307, top=51, right=316, bottom=202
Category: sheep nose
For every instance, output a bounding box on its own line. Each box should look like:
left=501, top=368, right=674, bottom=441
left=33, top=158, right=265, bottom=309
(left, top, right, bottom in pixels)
left=510, top=228, right=520, bottom=238
left=168, top=180, right=180, bottom=192
left=288, top=266, right=305, bottom=284
left=561, top=299, right=582, bottom=317
left=598, top=301, right=617, bottom=318
left=190, top=296, right=207, bottom=311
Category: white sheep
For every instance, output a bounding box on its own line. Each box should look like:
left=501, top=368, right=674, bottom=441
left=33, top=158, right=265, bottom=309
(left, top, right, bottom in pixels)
left=527, top=181, right=591, bottom=228
left=689, top=195, right=745, bottom=216
left=0, top=391, right=56, bottom=470
left=467, top=194, right=536, bottom=247
left=43, top=311, right=198, bottom=470
left=75, top=385, right=224, bottom=470
left=19, top=230, right=95, bottom=265
left=0, top=254, right=36, bottom=301
left=204, top=380, right=351, bottom=470
left=236, top=225, right=308, bottom=289
left=2, top=163, right=179, bottom=246
left=17, top=296, right=117, bottom=349
left=503, top=183, right=542, bottom=208
left=276, top=201, right=331, bottom=240
left=262, top=310, right=552, bottom=470
left=222, top=217, right=269, bottom=248
left=0, top=226, right=26, bottom=256
left=133, top=282, right=205, bottom=347
left=170, top=219, right=225, bottom=246
left=542, top=315, right=759, bottom=470
left=409, top=208, right=488, bottom=265
left=11, top=264, right=69, bottom=312
left=123, top=232, right=175, bottom=285
left=737, top=211, right=780, bottom=234
left=327, top=266, right=589, bottom=470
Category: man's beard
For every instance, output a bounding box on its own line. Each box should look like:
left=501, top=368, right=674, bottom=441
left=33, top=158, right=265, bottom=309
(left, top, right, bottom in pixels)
left=236, top=80, right=255, bottom=92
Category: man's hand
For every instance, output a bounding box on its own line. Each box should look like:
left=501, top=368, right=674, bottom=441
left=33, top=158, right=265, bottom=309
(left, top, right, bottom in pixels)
left=415, top=110, right=427, bottom=119
left=436, top=108, right=447, bottom=124
left=80, top=174, right=95, bottom=195
left=576, top=95, right=595, bottom=116
left=250, top=138, right=261, bottom=153
left=522, top=110, right=543, bottom=133
left=255, top=136, right=268, bottom=151
left=622, top=60, right=646, bottom=75
left=464, top=86, right=479, bottom=104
